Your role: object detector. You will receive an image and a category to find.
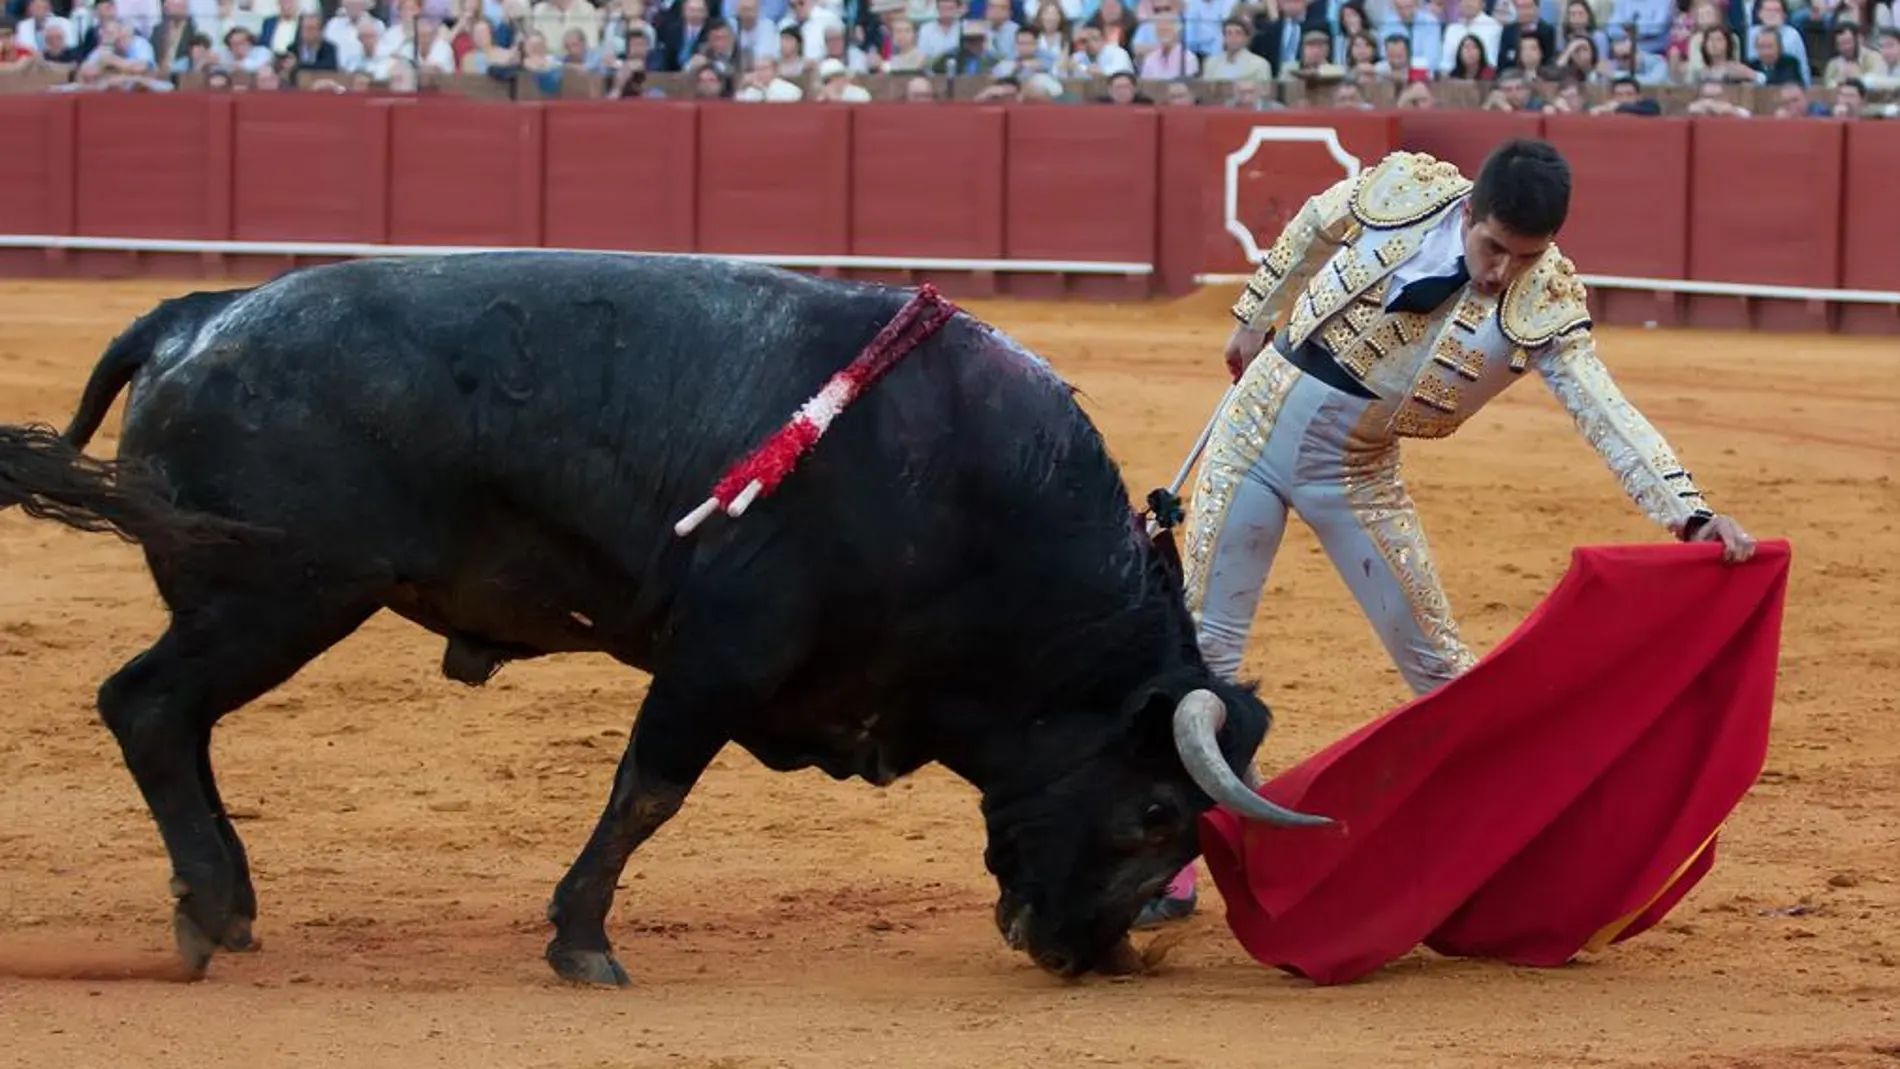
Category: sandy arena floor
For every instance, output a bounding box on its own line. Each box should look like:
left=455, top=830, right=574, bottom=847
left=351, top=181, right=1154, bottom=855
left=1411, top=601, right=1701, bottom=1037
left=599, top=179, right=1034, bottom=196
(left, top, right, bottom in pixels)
left=0, top=278, right=1895, bottom=1068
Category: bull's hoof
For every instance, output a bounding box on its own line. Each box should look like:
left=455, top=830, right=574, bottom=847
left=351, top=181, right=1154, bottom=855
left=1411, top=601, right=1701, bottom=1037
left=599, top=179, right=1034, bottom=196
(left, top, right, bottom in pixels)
left=221, top=915, right=260, bottom=953
left=171, top=909, right=217, bottom=982
left=546, top=940, right=632, bottom=988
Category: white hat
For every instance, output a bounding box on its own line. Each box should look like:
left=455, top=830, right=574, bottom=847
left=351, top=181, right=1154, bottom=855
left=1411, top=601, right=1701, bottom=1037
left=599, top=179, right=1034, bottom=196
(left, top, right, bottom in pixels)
left=818, top=56, right=849, bottom=79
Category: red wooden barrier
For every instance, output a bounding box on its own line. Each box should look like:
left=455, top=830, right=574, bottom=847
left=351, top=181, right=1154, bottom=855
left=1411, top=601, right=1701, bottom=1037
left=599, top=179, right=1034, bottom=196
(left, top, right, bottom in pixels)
left=1839, top=121, right=1900, bottom=335
left=0, top=94, right=1893, bottom=335
left=1685, top=118, right=1843, bottom=332
left=1541, top=114, right=1691, bottom=329
left=542, top=101, right=698, bottom=254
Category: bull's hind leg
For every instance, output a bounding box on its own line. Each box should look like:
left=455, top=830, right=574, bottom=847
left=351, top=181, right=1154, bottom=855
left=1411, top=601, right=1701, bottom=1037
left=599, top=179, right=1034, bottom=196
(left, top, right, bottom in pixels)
left=544, top=674, right=730, bottom=987
left=98, top=587, right=375, bottom=977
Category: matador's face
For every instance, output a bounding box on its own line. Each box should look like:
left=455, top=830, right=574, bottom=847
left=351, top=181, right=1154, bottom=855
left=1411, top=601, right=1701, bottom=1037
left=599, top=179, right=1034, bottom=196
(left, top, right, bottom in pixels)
left=1461, top=202, right=1552, bottom=296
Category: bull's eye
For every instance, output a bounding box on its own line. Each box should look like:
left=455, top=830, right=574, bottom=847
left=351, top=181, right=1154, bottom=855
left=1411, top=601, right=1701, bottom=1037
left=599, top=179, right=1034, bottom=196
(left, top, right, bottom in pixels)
left=1141, top=801, right=1174, bottom=836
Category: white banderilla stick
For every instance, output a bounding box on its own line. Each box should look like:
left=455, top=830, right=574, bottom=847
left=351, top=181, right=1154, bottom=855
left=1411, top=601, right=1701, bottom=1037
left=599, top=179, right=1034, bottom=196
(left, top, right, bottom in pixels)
left=1145, top=383, right=1237, bottom=539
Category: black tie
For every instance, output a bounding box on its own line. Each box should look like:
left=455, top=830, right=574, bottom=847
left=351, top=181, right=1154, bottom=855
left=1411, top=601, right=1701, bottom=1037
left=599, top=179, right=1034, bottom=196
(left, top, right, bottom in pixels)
left=1391, top=257, right=1470, bottom=314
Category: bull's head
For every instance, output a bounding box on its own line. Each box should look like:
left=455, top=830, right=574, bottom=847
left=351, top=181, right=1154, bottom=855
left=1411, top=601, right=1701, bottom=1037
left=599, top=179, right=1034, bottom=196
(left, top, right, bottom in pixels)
left=978, top=670, right=1329, bottom=980
left=969, top=510, right=1331, bottom=979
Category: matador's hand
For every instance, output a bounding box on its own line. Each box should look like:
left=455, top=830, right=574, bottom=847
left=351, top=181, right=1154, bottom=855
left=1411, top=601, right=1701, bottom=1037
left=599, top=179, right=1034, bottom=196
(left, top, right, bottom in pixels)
left=1224, top=324, right=1270, bottom=383
left=1689, top=514, right=1757, bottom=564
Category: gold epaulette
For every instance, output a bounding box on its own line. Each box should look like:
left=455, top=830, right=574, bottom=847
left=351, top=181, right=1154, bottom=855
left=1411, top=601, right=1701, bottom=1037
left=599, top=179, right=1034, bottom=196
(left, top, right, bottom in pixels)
left=1348, top=152, right=1472, bottom=230
left=1500, top=247, right=1593, bottom=348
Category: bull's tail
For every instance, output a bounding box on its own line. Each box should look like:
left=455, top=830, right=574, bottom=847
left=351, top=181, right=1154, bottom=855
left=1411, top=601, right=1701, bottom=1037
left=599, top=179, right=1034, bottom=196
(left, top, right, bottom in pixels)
left=3, top=287, right=269, bottom=548
left=0, top=421, right=256, bottom=548
left=63, top=287, right=242, bottom=450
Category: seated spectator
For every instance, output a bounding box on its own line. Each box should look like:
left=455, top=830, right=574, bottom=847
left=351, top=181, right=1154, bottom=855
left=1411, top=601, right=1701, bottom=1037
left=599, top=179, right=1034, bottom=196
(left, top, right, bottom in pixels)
left=559, top=25, right=603, bottom=71
left=1771, top=80, right=1828, bottom=114
left=287, top=13, right=338, bottom=71
left=0, top=15, right=38, bottom=67
left=1201, top=18, right=1269, bottom=81
left=732, top=53, right=803, bottom=97
left=813, top=54, right=870, bottom=98
left=1438, top=0, right=1501, bottom=74
left=1138, top=13, right=1198, bottom=77
left=1069, top=22, right=1133, bottom=75
left=31, top=16, right=83, bottom=63
left=1338, top=29, right=1380, bottom=78
left=1227, top=74, right=1286, bottom=108
left=1331, top=1, right=1372, bottom=63
left=657, top=0, right=709, bottom=70
left=256, top=0, right=301, bottom=54
left=1281, top=27, right=1343, bottom=80
left=1750, top=24, right=1806, bottom=83
left=1495, top=0, right=1557, bottom=71
left=1830, top=76, right=1867, bottom=115
left=1602, top=28, right=1667, bottom=82
left=1744, top=0, right=1808, bottom=73
left=1605, top=0, right=1672, bottom=54
left=1250, top=0, right=1323, bottom=77
left=1482, top=65, right=1542, bottom=107
left=1690, top=25, right=1755, bottom=81
left=1556, top=0, right=1608, bottom=63
left=14, top=0, right=74, bottom=56
left=325, top=0, right=379, bottom=57
left=977, top=0, right=1017, bottom=63
left=1376, top=0, right=1441, bottom=74
left=1507, top=33, right=1553, bottom=79
left=1685, top=77, right=1755, bottom=112
left=1127, top=0, right=1178, bottom=61
left=727, top=0, right=779, bottom=66
left=971, top=74, right=1019, bottom=100
left=1589, top=72, right=1660, bottom=111
left=1019, top=69, right=1062, bottom=100
left=900, top=72, right=936, bottom=99
left=220, top=24, right=272, bottom=70
left=1825, top=23, right=1888, bottom=84
left=1446, top=30, right=1494, bottom=77
left=150, top=0, right=199, bottom=76
left=1329, top=79, right=1374, bottom=106
left=532, top=0, right=600, bottom=50
left=690, top=58, right=733, bottom=95
left=83, top=17, right=158, bottom=77
left=1160, top=78, right=1196, bottom=105
left=1098, top=67, right=1150, bottom=102
left=1553, top=30, right=1601, bottom=81
left=915, top=0, right=962, bottom=59
left=1086, top=0, right=1139, bottom=54
left=880, top=16, right=929, bottom=70
left=1396, top=77, right=1434, bottom=105
left=992, top=25, right=1058, bottom=77
left=817, top=19, right=870, bottom=73
left=1028, top=0, right=1070, bottom=61
left=1376, top=32, right=1423, bottom=81
left=775, top=26, right=809, bottom=79
left=933, top=20, right=992, bottom=73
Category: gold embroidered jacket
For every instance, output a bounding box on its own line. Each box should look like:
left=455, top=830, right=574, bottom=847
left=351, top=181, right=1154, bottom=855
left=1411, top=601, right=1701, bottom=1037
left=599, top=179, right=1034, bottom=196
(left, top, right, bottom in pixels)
left=1229, top=151, right=1714, bottom=536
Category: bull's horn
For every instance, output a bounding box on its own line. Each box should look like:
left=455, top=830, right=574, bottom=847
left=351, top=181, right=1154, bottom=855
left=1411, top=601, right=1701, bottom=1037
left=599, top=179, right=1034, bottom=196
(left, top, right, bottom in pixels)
left=1172, top=689, right=1334, bottom=828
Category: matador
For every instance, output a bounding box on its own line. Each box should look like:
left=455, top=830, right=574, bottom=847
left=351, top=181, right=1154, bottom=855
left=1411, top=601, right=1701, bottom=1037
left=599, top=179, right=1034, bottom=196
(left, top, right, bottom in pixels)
left=1136, top=139, right=1757, bottom=929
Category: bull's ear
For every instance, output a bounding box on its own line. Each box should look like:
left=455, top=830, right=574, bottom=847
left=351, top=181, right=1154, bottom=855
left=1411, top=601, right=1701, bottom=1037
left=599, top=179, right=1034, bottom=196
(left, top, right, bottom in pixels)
left=1118, top=673, right=1197, bottom=763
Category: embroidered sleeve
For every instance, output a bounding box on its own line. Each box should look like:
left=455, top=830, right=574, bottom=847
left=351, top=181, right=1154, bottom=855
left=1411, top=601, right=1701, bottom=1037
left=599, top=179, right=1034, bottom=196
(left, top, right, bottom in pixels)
left=1231, top=174, right=1359, bottom=333
left=1532, top=328, right=1715, bottom=537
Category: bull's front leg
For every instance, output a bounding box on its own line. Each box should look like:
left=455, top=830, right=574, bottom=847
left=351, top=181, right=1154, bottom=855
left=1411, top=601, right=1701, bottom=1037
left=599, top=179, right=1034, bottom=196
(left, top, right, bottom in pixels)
left=545, top=676, right=729, bottom=987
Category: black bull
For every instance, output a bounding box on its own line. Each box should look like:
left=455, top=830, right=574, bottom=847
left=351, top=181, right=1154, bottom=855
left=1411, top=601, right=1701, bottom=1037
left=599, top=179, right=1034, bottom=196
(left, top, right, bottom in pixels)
left=0, top=252, right=1328, bottom=986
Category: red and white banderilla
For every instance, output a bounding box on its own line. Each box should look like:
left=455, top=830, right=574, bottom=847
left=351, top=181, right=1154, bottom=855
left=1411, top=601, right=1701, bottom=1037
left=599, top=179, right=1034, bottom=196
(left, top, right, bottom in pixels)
left=673, top=284, right=959, bottom=538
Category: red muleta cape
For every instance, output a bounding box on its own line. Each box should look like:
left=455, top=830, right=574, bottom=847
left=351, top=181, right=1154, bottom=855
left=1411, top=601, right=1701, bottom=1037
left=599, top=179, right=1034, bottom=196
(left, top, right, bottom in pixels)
left=1198, top=539, right=1792, bottom=985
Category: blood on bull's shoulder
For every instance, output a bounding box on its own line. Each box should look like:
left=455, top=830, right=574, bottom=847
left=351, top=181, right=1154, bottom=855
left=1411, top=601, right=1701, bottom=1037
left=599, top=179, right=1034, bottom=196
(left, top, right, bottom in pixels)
left=0, top=250, right=1331, bottom=989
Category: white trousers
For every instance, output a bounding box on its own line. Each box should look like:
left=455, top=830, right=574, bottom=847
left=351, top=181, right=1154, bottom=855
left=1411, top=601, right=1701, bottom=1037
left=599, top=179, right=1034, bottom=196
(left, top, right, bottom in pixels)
left=1179, top=346, right=1479, bottom=698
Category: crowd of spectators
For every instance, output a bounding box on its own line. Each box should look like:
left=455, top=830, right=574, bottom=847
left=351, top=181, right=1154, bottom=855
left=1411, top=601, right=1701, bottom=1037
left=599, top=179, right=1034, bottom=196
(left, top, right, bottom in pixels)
left=1, top=0, right=1894, bottom=115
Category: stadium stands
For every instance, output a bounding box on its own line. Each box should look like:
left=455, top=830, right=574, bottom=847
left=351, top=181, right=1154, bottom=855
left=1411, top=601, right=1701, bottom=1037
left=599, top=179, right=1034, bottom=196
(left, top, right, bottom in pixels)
left=1, top=0, right=1896, bottom=116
